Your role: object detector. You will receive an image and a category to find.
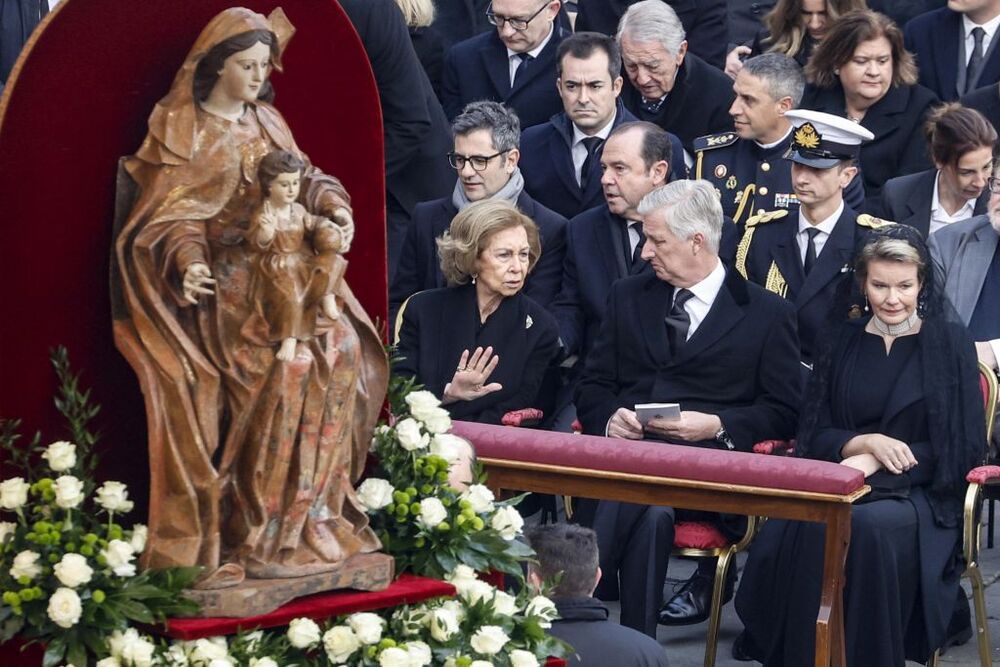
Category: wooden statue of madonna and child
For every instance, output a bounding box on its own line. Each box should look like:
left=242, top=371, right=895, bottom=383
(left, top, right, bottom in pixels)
left=111, top=6, right=393, bottom=616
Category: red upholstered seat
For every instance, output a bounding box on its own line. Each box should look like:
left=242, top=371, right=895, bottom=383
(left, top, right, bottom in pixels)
left=451, top=422, right=865, bottom=496
left=674, top=521, right=730, bottom=549
left=502, top=408, right=545, bottom=427
left=968, top=465, right=1000, bottom=485
left=162, top=575, right=454, bottom=640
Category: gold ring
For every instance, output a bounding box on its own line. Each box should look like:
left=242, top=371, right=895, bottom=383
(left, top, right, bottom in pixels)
left=457, top=366, right=466, bottom=372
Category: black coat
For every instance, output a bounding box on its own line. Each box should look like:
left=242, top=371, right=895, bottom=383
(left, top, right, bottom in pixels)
left=428, top=0, right=492, bottom=51
left=574, top=0, right=728, bottom=69
left=441, top=24, right=567, bottom=128
left=548, top=597, right=670, bottom=667
left=960, top=82, right=1000, bottom=134
left=409, top=26, right=445, bottom=101
left=394, top=285, right=560, bottom=424
left=904, top=6, right=1000, bottom=101
left=801, top=82, right=937, bottom=210
left=728, top=0, right=777, bottom=47
left=876, top=168, right=990, bottom=238
left=621, top=53, right=736, bottom=152
left=389, top=190, right=568, bottom=324
left=0, top=0, right=46, bottom=91
left=739, top=205, right=867, bottom=363
left=574, top=268, right=801, bottom=450
left=519, top=102, right=685, bottom=221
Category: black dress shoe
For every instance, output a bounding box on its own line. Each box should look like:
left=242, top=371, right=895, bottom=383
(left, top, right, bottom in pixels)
left=658, top=571, right=734, bottom=626
left=731, top=631, right=762, bottom=662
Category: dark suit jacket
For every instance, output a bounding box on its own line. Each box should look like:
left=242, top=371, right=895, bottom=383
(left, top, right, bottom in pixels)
left=876, top=168, right=990, bottom=237
left=341, top=0, right=455, bottom=221
left=575, top=0, right=728, bottom=69
left=0, top=0, right=46, bottom=90
left=961, top=82, right=1000, bottom=133
left=549, top=597, right=670, bottom=667
left=394, top=285, right=560, bottom=424
left=928, top=214, right=1000, bottom=330
left=741, top=205, right=866, bottom=362
left=441, top=25, right=567, bottom=128
left=574, top=268, right=801, bottom=450
left=905, top=7, right=1000, bottom=102
left=389, top=190, right=568, bottom=322
left=519, top=102, right=685, bottom=220
left=622, top=53, right=736, bottom=152
left=802, top=82, right=937, bottom=210
left=428, top=0, right=492, bottom=51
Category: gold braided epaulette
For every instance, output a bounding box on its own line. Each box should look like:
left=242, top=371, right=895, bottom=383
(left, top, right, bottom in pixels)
left=856, top=213, right=896, bottom=229
left=744, top=209, right=789, bottom=228
left=693, top=132, right=738, bottom=152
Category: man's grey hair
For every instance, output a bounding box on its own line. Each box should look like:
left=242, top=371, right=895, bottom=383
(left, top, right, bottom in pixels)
left=741, top=53, right=805, bottom=107
left=452, top=100, right=521, bottom=152
left=616, top=0, right=686, bottom=56
left=637, top=180, right=722, bottom=253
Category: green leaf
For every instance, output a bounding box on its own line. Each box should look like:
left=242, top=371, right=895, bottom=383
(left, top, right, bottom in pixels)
left=0, top=614, right=24, bottom=642
left=434, top=550, right=459, bottom=573
left=65, top=638, right=87, bottom=667
left=42, top=638, right=66, bottom=667
left=115, top=598, right=155, bottom=624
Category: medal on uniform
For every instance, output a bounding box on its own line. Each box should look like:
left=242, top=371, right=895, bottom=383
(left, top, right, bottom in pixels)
left=715, top=164, right=727, bottom=179
left=726, top=175, right=737, bottom=190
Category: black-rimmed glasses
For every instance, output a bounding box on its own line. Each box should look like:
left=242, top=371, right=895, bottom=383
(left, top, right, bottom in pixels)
left=989, top=177, right=1000, bottom=194
left=486, top=1, right=551, bottom=31
left=447, top=151, right=508, bottom=171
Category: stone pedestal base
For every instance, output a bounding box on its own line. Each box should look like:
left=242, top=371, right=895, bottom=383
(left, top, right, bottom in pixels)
left=185, top=552, right=394, bottom=617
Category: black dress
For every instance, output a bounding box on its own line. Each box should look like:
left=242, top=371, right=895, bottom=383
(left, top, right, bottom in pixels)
left=736, top=326, right=967, bottom=665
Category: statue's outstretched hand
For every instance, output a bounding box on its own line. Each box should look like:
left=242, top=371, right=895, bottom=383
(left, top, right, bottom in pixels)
left=183, top=262, right=216, bottom=304
left=332, top=207, right=355, bottom=253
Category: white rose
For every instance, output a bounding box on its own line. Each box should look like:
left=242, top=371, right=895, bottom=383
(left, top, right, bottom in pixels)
left=446, top=564, right=478, bottom=587
left=0, top=521, right=16, bottom=545
left=471, top=662, right=494, bottom=667
left=97, top=658, right=122, bottom=667
left=461, top=484, right=495, bottom=514
left=440, top=599, right=467, bottom=622
left=428, top=606, right=460, bottom=641
left=406, top=641, right=432, bottom=667
left=470, top=625, right=509, bottom=656
left=120, top=633, right=156, bottom=667
left=322, top=626, right=361, bottom=663
left=130, top=524, right=148, bottom=553
left=347, top=611, right=385, bottom=644
left=509, top=650, right=540, bottom=667
left=0, top=477, right=29, bottom=510
left=377, top=646, right=410, bottom=667
left=101, top=539, right=137, bottom=577
left=189, top=637, right=228, bottom=664
left=459, top=580, right=496, bottom=606
left=356, top=478, right=394, bottom=512
left=404, top=390, right=441, bottom=414
left=287, top=617, right=321, bottom=649
left=96, top=481, right=135, bottom=513
left=490, top=506, right=524, bottom=540
left=416, top=497, right=448, bottom=529
left=107, top=628, right=130, bottom=658
left=249, top=659, right=278, bottom=667
left=491, top=590, right=518, bottom=617
left=54, top=553, right=94, bottom=588
left=395, top=418, right=429, bottom=451
left=241, top=631, right=263, bottom=653
left=53, top=475, right=85, bottom=509
left=47, top=587, right=83, bottom=628
left=419, top=406, right=452, bottom=434
left=430, top=433, right=465, bottom=462
left=42, top=441, right=77, bottom=472
left=525, top=595, right=558, bottom=628
left=163, top=644, right=190, bottom=666
left=207, top=660, right=234, bottom=667
left=10, top=549, right=42, bottom=580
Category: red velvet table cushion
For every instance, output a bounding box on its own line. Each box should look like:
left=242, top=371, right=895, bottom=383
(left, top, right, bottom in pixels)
left=452, top=422, right=864, bottom=496
left=162, top=575, right=454, bottom=640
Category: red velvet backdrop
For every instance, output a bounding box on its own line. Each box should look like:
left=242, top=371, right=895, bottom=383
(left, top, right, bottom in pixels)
left=0, top=0, right=387, bottom=519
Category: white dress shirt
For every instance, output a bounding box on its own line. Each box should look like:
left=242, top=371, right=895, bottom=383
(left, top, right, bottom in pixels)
left=675, top=259, right=726, bottom=340
left=797, top=201, right=844, bottom=264
left=571, top=117, right=616, bottom=185
left=929, top=171, right=977, bottom=235
left=963, top=13, right=1000, bottom=64
left=507, top=24, right=554, bottom=86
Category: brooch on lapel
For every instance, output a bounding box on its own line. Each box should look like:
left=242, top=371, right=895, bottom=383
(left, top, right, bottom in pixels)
left=526, top=315, right=533, bottom=329
left=840, top=264, right=851, bottom=273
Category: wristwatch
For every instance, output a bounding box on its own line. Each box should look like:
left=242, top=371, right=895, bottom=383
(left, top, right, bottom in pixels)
left=714, top=424, right=735, bottom=450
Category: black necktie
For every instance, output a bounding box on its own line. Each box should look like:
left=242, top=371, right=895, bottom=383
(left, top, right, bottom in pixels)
left=631, top=226, right=646, bottom=268
left=579, top=136, right=604, bottom=185
left=513, top=53, right=533, bottom=87
left=640, top=96, right=664, bottom=115
left=966, top=27, right=987, bottom=94
left=666, top=288, right=695, bottom=353
left=803, top=227, right=820, bottom=275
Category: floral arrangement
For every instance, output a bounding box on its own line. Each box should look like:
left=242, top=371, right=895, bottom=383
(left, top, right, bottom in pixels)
left=0, top=349, right=200, bottom=667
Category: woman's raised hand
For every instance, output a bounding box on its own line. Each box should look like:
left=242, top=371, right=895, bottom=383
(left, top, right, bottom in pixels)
left=443, top=346, right=503, bottom=403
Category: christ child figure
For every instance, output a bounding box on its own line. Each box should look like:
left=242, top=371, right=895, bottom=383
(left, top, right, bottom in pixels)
left=245, top=149, right=348, bottom=361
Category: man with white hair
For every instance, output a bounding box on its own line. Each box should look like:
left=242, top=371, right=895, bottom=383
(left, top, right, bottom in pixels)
left=574, top=179, right=801, bottom=635
left=615, top=0, right=735, bottom=153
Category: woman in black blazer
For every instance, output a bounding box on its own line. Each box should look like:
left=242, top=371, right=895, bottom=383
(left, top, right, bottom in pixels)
left=395, top=199, right=560, bottom=424
left=801, top=10, right=938, bottom=210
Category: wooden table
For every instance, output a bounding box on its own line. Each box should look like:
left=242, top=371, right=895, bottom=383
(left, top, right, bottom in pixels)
left=452, top=422, right=869, bottom=667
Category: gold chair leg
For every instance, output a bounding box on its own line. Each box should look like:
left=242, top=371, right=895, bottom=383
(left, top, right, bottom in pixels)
left=967, top=564, right=992, bottom=667
left=927, top=649, right=940, bottom=666
left=703, top=548, right=735, bottom=667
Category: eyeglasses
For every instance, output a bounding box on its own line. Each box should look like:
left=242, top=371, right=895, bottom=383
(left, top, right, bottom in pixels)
left=989, top=177, right=1000, bottom=194
left=486, top=1, right=551, bottom=31
left=447, top=150, right=508, bottom=171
